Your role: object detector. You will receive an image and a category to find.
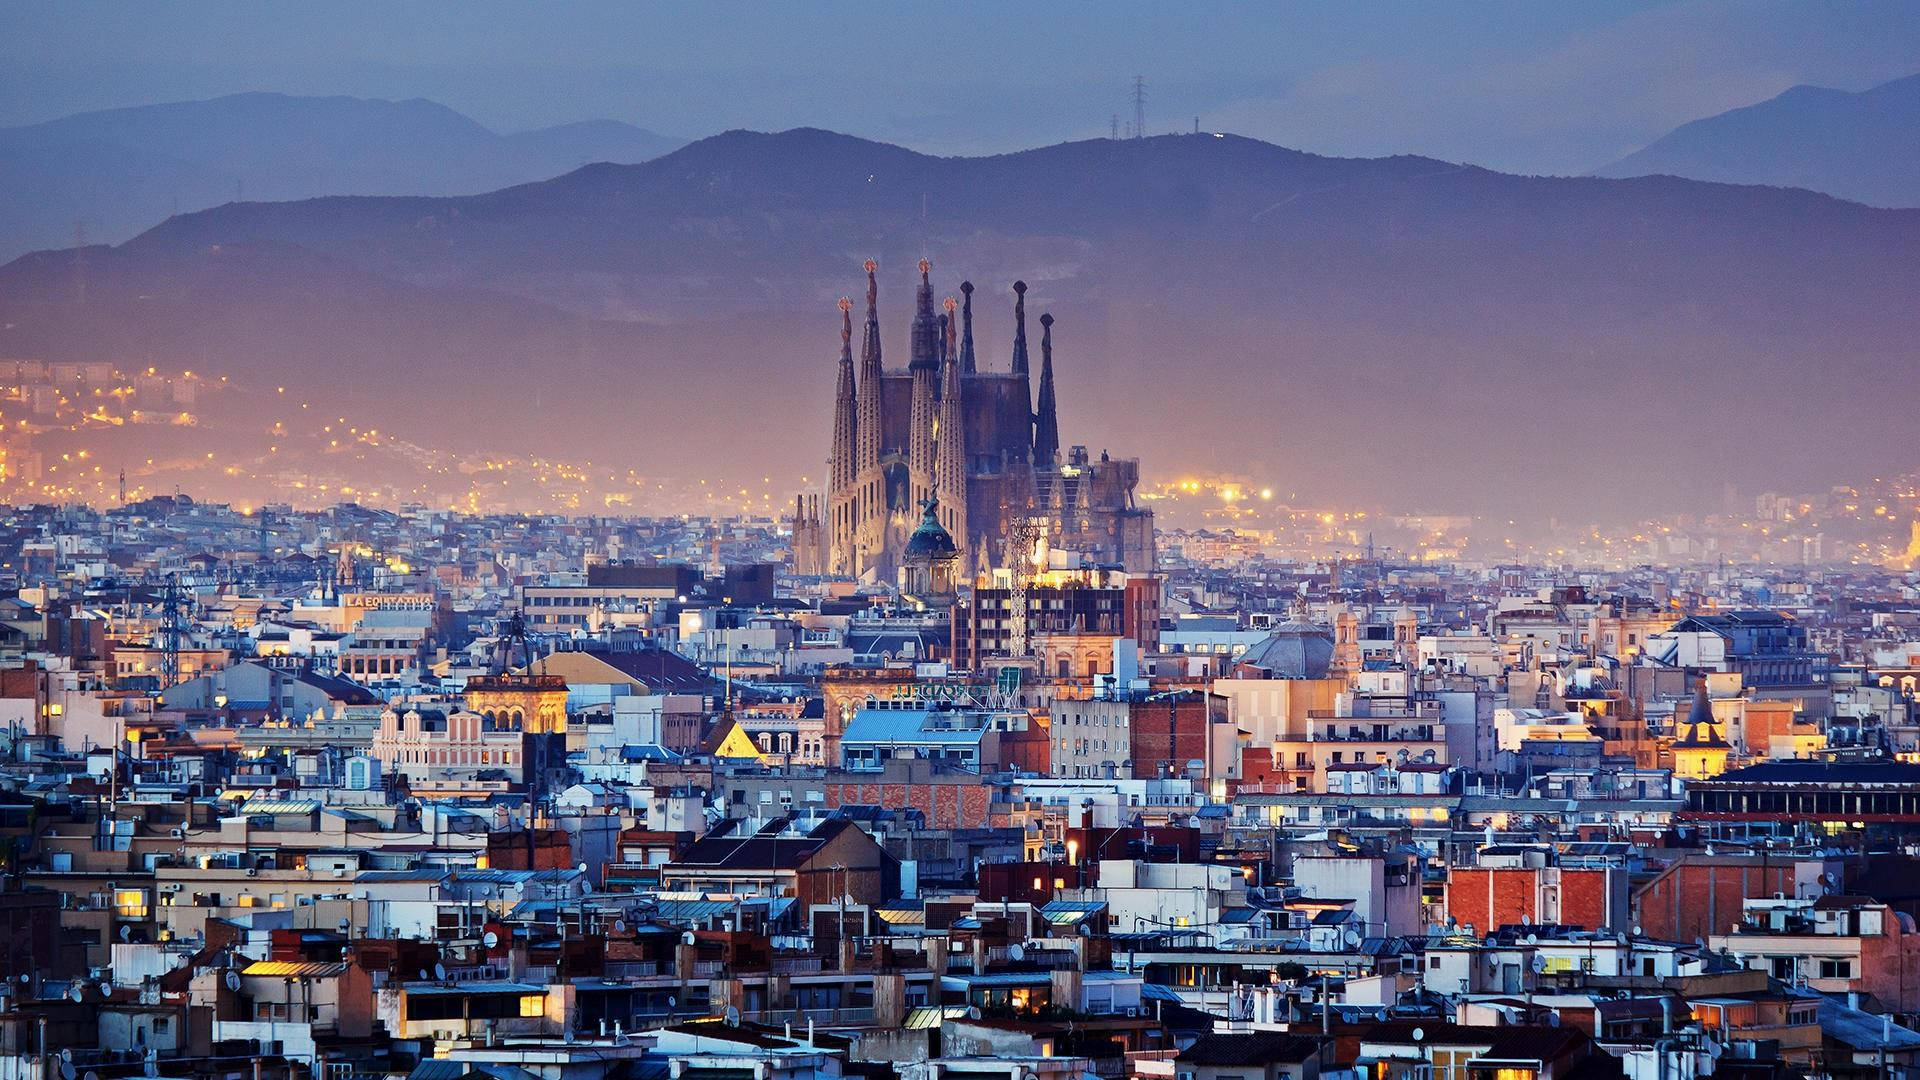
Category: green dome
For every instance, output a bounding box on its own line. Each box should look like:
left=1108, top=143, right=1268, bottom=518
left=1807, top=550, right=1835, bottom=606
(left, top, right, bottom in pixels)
left=904, top=499, right=958, bottom=560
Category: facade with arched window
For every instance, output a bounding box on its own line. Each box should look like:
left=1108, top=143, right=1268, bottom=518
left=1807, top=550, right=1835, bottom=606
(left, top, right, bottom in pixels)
left=372, top=703, right=527, bottom=784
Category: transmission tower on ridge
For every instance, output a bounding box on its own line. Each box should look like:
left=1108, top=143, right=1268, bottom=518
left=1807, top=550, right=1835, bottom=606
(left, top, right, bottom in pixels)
left=1132, top=75, right=1146, bottom=139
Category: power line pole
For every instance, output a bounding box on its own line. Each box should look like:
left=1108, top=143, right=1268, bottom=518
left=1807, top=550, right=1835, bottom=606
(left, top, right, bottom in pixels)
left=1132, top=75, right=1146, bottom=139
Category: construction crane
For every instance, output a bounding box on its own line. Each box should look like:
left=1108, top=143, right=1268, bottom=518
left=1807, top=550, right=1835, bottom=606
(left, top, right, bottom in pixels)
left=157, top=573, right=187, bottom=690
left=1002, top=511, right=1046, bottom=660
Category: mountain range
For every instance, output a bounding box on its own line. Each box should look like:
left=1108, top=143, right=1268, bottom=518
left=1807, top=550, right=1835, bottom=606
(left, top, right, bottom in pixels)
left=1596, top=72, right=1920, bottom=208
left=2, top=127, right=1917, bottom=523
left=0, top=92, right=684, bottom=261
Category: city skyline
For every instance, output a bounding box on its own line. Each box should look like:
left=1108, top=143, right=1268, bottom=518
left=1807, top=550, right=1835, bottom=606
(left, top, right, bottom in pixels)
left=5, top=8, right=1920, bottom=1078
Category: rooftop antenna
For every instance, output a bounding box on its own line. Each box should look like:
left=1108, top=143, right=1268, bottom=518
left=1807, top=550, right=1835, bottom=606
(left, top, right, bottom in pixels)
left=1132, top=75, right=1147, bottom=139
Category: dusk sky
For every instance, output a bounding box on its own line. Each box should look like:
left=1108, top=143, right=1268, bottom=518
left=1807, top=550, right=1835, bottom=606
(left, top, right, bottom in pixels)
left=5, top=0, right=1918, bottom=173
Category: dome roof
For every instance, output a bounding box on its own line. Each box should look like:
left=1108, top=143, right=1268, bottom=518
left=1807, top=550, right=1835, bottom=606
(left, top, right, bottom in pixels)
left=1238, top=621, right=1335, bottom=679
left=903, top=500, right=958, bottom=561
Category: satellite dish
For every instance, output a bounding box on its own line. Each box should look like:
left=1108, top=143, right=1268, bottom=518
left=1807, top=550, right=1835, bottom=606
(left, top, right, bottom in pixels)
left=1343, top=929, right=1363, bottom=947
left=1411, top=1027, right=1426, bottom=1042
left=1632, top=925, right=1643, bottom=937
left=666, top=995, right=678, bottom=1008
left=97, top=982, right=112, bottom=998
left=223, top=971, right=242, bottom=992
left=83, top=1071, right=99, bottom=1080
left=682, top=931, right=697, bottom=946
left=1546, top=1011, right=1560, bottom=1027
left=59, top=1050, right=72, bottom=1064
left=119, top=925, right=132, bottom=942
left=1007, top=944, right=1025, bottom=961
left=433, top=963, right=447, bottom=981
left=1531, top=954, right=1548, bottom=974
left=1525, top=934, right=1539, bottom=945
left=1521, top=914, right=1532, bottom=927
left=483, top=931, right=500, bottom=949
left=418, top=968, right=431, bottom=980
left=613, top=919, right=627, bottom=933
left=59, top=1062, right=75, bottom=1080
left=724, top=1005, right=741, bottom=1026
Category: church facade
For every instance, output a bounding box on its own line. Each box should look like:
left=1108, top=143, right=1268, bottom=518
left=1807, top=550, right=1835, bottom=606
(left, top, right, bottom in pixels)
left=807, top=259, right=1153, bottom=581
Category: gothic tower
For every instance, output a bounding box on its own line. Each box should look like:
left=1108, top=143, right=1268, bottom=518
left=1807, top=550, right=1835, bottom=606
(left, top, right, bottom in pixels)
left=1034, top=312, right=1059, bottom=466
left=958, top=280, right=977, bottom=375
left=907, top=258, right=941, bottom=517
left=852, top=259, right=889, bottom=575
left=937, top=295, right=968, bottom=551
left=827, top=296, right=859, bottom=574
left=1009, top=280, right=1033, bottom=466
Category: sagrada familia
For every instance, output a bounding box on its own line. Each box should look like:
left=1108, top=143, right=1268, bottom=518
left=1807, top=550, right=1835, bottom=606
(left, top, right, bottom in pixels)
left=792, top=259, right=1153, bottom=582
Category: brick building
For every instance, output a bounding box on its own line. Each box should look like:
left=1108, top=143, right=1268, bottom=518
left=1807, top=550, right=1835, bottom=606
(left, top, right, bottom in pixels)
left=1445, top=847, right=1628, bottom=933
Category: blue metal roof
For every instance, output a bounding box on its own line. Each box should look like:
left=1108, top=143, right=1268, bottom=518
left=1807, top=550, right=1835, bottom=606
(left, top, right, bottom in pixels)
left=841, top=708, right=988, bottom=746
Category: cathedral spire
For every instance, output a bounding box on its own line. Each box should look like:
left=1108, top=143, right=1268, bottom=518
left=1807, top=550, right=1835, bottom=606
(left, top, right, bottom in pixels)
left=937, top=296, right=968, bottom=549
left=1011, top=280, right=1032, bottom=463
left=943, top=296, right=958, bottom=376
left=1011, top=280, right=1030, bottom=376
left=1034, top=312, right=1059, bottom=466
left=909, top=258, right=939, bottom=370
left=959, top=280, right=976, bottom=374
left=830, top=297, right=858, bottom=490
left=854, top=259, right=885, bottom=475
left=908, top=259, right=941, bottom=507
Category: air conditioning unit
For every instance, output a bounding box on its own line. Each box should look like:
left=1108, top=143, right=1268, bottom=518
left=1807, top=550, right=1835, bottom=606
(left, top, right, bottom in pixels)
left=171, top=828, right=187, bottom=839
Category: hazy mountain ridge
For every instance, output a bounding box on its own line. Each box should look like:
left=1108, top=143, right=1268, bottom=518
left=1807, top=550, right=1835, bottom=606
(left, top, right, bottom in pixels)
left=3, top=128, right=1917, bottom=520
left=0, top=92, right=685, bottom=261
left=1595, top=73, right=1920, bottom=207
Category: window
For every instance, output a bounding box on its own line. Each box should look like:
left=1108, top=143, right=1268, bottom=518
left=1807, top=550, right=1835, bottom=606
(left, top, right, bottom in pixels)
left=113, top=888, right=150, bottom=919
left=519, top=994, right=545, bottom=1017
left=1819, top=959, right=1854, bottom=979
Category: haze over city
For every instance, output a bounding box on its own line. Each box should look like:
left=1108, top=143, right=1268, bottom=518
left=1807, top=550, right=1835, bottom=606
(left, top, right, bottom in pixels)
left=2, top=1, right=1918, bottom=553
